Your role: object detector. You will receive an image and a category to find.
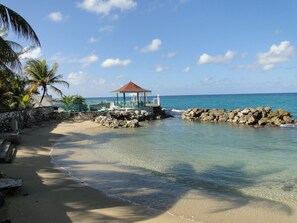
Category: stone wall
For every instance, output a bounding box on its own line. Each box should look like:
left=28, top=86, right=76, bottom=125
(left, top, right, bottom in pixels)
left=0, top=107, right=53, bottom=132
left=50, top=111, right=106, bottom=121
left=182, top=107, right=296, bottom=127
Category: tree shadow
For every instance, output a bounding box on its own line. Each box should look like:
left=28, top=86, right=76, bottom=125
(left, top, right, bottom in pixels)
left=167, top=163, right=292, bottom=214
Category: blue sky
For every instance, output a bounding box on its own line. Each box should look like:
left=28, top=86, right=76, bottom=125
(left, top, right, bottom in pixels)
left=2, top=0, right=297, bottom=97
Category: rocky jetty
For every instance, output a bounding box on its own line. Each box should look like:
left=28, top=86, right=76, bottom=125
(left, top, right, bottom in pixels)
left=182, top=107, right=296, bottom=127
left=94, top=110, right=154, bottom=128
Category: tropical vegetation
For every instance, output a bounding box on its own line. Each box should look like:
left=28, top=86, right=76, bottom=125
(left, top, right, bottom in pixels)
left=0, top=3, right=40, bottom=72
left=59, top=94, right=87, bottom=111
left=0, top=3, right=41, bottom=111
left=24, top=59, right=69, bottom=104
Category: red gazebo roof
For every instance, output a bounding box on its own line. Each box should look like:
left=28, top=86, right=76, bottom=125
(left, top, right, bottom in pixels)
left=112, top=81, right=151, bottom=93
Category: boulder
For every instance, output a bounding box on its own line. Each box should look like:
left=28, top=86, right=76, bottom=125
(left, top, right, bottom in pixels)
left=283, top=116, right=292, bottom=123
left=270, top=117, right=284, bottom=126
left=276, top=109, right=291, bottom=118
left=228, top=112, right=235, bottom=119
left=258, top=118, right=269, bottom=126
left=268, top=111, right=278, bottom=118
left=241, top=109, right=250, bottom=115
left=247, top=116, right=257, bottom=125
left=264, top=106, right=272, bottom=112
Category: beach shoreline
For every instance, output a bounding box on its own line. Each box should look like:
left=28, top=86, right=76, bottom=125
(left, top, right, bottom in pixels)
left=0, top=121, right=189, bottom=223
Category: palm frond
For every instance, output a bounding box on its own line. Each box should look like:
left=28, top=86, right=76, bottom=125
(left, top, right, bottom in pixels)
left=0, top=3, right=40, bottom=46
left=0, top=36, right=21, bottom=70
left=49, top=85, right=63, bottom=97
left=51, top=79, right=70, bottom=88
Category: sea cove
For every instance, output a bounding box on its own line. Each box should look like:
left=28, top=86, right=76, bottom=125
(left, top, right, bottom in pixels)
left=51, top=93, right=297, bottom=222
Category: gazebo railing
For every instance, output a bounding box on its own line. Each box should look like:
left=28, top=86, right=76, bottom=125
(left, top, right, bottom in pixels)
left=113, top=100, right=147, bottom=109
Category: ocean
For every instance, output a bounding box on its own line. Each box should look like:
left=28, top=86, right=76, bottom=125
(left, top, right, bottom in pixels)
left=52, top=93, right=297, bottom=222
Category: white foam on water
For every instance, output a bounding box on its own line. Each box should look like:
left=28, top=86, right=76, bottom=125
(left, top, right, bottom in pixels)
left=280, top=124, right=297, bottom=128
left=172, top=109, right=186, bottom=113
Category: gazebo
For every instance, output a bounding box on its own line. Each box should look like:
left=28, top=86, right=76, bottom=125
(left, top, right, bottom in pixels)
left=112, top=81, right=152, bottom=108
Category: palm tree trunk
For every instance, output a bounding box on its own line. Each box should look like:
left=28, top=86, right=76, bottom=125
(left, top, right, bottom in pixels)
left=40, top=89, right=46, bottom=104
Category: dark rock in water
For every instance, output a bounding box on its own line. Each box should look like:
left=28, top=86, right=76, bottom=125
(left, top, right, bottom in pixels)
left=182, top=107, right=295, bottom=127
left=281, top=184, right=295, bottom=192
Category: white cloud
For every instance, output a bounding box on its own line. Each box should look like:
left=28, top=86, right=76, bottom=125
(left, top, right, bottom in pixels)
left=20, top=47, right=41, bottom=60
left=101, top=58, right=131, bottom=68
left=48, top=12, right=63, bottom=22
left=67, top=71, right=87, bottom=85
left=166, top=52, right=176, bottom=58
left=181, top=66, right=190, bottom=73
left=111, top=14, right=119, bottom=21
left=93, top=78, right=106, bottom=87
left=257, top=41, right=295, bottom=70
left=116, top=74, right=124, bottom=79
left=89, top=36, right=98, bottom=43
left=79, top=54, right=99, bottom=67
left=155, top=65, right=168, bottom=73
left=141, top=38, right=162, bottom=53
left=77, top=0, right=137, bottom=15
left=174, top=0, right=191, bottom=10
left=198, top=50, right=236, bottom=64
left=99, top=25, right=114, bottom=32
left=50, top=53, right=77, bottom=64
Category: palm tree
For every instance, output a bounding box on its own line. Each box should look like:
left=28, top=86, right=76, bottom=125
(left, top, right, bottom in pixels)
left=0, top=3, right=40, bottom=71
left=24, top=59, right=69, bottom=104
left=73, top=95, right=86, bottom=111
left=59, top=95, right=75, bottom=111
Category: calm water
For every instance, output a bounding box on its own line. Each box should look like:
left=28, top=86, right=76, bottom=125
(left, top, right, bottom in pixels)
left=86, top=93, right=297, bottom=117
left=53, top=93, right=297, bottom=221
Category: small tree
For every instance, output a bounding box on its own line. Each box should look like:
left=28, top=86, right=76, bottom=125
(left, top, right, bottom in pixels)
left=59, top=95, right=74, bottom=111
left=72, top=95, right=86, bottom=111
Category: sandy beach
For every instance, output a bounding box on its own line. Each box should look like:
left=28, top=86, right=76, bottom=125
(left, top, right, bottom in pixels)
left=0, top=121, right=189, bottom=223
left=1, top=121, right=297, bottom=223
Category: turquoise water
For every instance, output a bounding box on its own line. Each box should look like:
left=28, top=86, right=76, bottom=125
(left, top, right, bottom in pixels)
left=53, top=93, right=297, bottom=221
left=86, top=93, right=297, bottom=117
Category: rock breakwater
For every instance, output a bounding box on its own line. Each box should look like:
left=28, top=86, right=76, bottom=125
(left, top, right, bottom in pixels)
left=94, top=110, right=153, bottom=128
left=182, top=107, right=296, bottom=127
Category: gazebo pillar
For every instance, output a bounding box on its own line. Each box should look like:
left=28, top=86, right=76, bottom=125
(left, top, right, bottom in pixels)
left=144, top=92, right=146, bottom=105
left=116, top=93, right=119, bottom=106
left=137, top=92, right=139, bottom=107
left=123, top=92, right=126, bottom=107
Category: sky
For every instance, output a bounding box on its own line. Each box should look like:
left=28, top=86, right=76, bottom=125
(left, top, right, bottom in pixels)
left=2, top=0, right=297, bottom=97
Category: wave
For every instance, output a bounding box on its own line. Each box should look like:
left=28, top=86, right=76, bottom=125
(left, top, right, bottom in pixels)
left=280, top=124, right=297, bottom=128
left=171, top=109, right=185, bottom=113
left=163, top=108, right=185, bottom=118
